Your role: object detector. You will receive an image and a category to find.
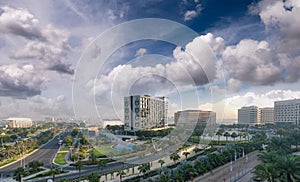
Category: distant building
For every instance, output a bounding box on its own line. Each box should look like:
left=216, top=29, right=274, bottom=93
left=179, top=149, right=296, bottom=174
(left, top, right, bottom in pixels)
left=274, top=99, right=300, bottom=124
left=103, top=119, right=123, bottom=127
left=124, top=95, right=168, bottom=131
left=238, top=106, right=261, bottom=124
left=6, top=118, right=33, bottom=128
left=174, top=110, right=216, bottom=125
left=260, top=107, right=274, bottom=124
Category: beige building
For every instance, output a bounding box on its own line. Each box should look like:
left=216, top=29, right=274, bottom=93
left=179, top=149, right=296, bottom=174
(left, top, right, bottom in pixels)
left=260, top=107, right=274, bottom=124
left=174, top=110, right=216, bottom=125
left=238, top=106, right=261, bottom=124
left=274, top=99, right=300, bottom=124
left=7, top=118, right=33, bottom=128
left=124, top=95, right=168, bottom=131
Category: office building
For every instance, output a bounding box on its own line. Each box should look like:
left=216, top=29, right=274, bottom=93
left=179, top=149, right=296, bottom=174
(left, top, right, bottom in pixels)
left=6, top=118, right=33, bottom=128
left=274, top=99, right=300, bottom=124
left=260, top=107, right=274, bottom=124
left=174, top=110, right=216, bottom=125
left=238, top=106, right=261, bottom=124
left=124, top=95, right=168, bottom=131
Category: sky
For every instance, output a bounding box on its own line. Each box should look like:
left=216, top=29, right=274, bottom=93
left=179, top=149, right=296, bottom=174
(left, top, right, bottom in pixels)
left=0, top=0, right=300, bottom=122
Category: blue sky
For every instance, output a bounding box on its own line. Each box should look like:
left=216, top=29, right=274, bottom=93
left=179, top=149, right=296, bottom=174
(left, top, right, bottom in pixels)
left=0, top=0, right=300, bottom=121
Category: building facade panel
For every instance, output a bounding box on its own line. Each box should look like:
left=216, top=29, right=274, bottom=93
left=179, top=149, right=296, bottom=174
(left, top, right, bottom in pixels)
left=274, top=99, right=300, bottom=124
left=238, top=106, right=261, bottom=124
left=124, top=95, right=167, bottom=131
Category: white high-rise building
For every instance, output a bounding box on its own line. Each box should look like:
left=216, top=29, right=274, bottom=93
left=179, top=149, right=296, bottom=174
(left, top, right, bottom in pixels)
left=238, top=106, right=261, bottom=124
left=124, top=95, right=168, bottom=131
left=260, top=107, right=274, bottom=124
left=274, top=99, right=300, bottom=124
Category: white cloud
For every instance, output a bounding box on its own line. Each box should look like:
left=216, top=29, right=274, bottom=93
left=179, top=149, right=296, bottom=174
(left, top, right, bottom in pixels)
left=135, top=48, right=147, bottom=57
left=0, top=64, right=45, bottom=98
left=184, top=10, right=198, bottom=21
left=0, top=95, right=72, bottom=119
left=0, top=6, right=73, bottom=74
left=222, top=39, right=282, bottom=91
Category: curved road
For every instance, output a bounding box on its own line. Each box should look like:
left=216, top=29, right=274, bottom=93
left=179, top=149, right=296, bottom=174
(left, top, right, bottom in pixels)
left=0, top=132, right=68, bottom=178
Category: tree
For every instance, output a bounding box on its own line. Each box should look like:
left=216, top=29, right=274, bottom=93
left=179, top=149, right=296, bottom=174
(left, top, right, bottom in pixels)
left=87, top=172, right=99, bottom=182
left=277, top=128, right=285, bottom=138
left=223, top=132, right=230, bottom=141
left=216, top=129, right=223, bottom=143
left=170, top=153, right=180, bottom=164
left=231, top=132, right=238, bottom=141
left=277, top=155, right=300, bottom=182
left=74, top=161, right=84, bottom=179
left=267, top=137, right=291, bottom=154
left=254, top=163, right=278, bottom=182
left=183, top=151, right=190, bottom=160
left=13, top=167, right=25, bottom=182
left=138, top=163, right=151, bottom=178
left=97, top=160, right=107, bottom=171
left=238, top=132, right=243, bottom=141
left=51, top=166, right=60, bottom=182
left=158, top=159, right=165, bottom=168
left=89, top=150, right=96, bottom=162
left=116, top=170, right=126, bottom=182
left=64, top=135, right=73, bottom=146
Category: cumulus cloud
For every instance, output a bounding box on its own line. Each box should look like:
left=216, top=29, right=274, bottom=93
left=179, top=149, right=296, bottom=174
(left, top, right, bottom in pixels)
left=135, top=48, right=147, bottom=57
left=222, top=39, right=282, bottom=91
left=0, top=6, right=73, bottom=75
left=196, top=33, right=225, bottom=55
left=184, top=4, right=202, bottom=21
left=256, top=0, right=300, bottom=56
left=0, top=95, right=72, bottom=119
left=0, top=64, right=45, bottom=99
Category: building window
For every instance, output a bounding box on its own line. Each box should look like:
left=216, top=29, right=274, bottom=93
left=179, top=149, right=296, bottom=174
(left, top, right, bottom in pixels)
left=125, top=116, right=129, bottom=120
left=135, top=108, right=139, bottom=113
left=125, top=108, right=129, bottom=113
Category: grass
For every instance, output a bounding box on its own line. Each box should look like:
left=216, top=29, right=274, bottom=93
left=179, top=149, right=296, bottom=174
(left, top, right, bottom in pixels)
left=54, top=152, right=67, bottom=165
left=60, top=146, right=70, bottom=151
left=95, top=144, right=121, bottom=155
left=89, top=148, right=106, bottom=158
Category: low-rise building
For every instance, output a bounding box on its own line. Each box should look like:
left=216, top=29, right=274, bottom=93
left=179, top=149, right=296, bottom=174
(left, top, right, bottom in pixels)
left=6, top=118, right=33, bottom=128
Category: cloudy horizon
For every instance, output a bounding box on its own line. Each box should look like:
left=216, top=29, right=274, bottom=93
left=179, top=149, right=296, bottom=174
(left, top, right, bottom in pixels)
left=1, top=0, right=300, bottom=122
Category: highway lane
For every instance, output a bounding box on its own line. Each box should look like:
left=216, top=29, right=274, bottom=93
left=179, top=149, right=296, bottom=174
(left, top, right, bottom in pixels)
left=0, top=132, right=68, bottom=178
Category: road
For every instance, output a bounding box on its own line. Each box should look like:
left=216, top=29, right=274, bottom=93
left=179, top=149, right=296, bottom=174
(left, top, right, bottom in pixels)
left=0, top=132, right=68, bottom=178
left=195, top=151, right=259, bottom=182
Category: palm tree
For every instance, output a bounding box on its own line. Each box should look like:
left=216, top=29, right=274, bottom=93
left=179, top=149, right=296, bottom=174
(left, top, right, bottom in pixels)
left=277, top=155, right=300, bottom=182
left=223, top=132, right=230, bottom=141
left=231, top=132, right=238, bottom=141
left=89, top=150, right=96, bottom=162
left=182, top=162, right=198, bottom=181
left=267, top=137, right=291, bottom=154
left=216, top=129, right=223, bottom=144
left=183, top=151, right=190, bottom=160
left=74, top=160, right=84, bottom=179
left=277, top=128, right=286, bottom=138
left=170, top=153, right=180, bottom=164
left=51, top=166, right=60, bottom=182
left=13, top=167, right=25, bottom=182
left=97, top=160, right=107, bottom=172
left=138, top=163, right=151, bottom=178
left=253, top=163, right=278, bottom=182
left=158, top=159, right=165, bottom=168
left=258, top=150, right=278, bottom=164
left=87, top=172, right=99, bottom=182
left=238, top=132, right=243, bottom=141
left=116, top=170, right=126, bottom=182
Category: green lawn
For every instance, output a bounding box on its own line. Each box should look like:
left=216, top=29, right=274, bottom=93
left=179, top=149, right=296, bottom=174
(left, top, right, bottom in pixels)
left=54, top=152, right=67, bottom=165
left=60, top=147, right=70, bottom=151
left=95, top=144, right=121, bottom=155
left=89, top=148, right=106, bottom=158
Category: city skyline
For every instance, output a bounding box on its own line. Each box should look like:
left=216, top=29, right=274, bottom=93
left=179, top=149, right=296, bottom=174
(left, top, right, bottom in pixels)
left=0, top=0, right=300, bottom=121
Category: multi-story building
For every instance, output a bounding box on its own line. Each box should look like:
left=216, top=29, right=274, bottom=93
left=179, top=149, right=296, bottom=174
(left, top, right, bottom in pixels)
left=174, top=110, right=216, bottom=125
left=260, top=107, right=274, bottom=124
left=6, top=118, right=33, bottom=128
left=124, top=95, right=168, bottom=131
left=238, top=106, right=261, bottom=124
left=274, top=99, right=300, bottom=124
